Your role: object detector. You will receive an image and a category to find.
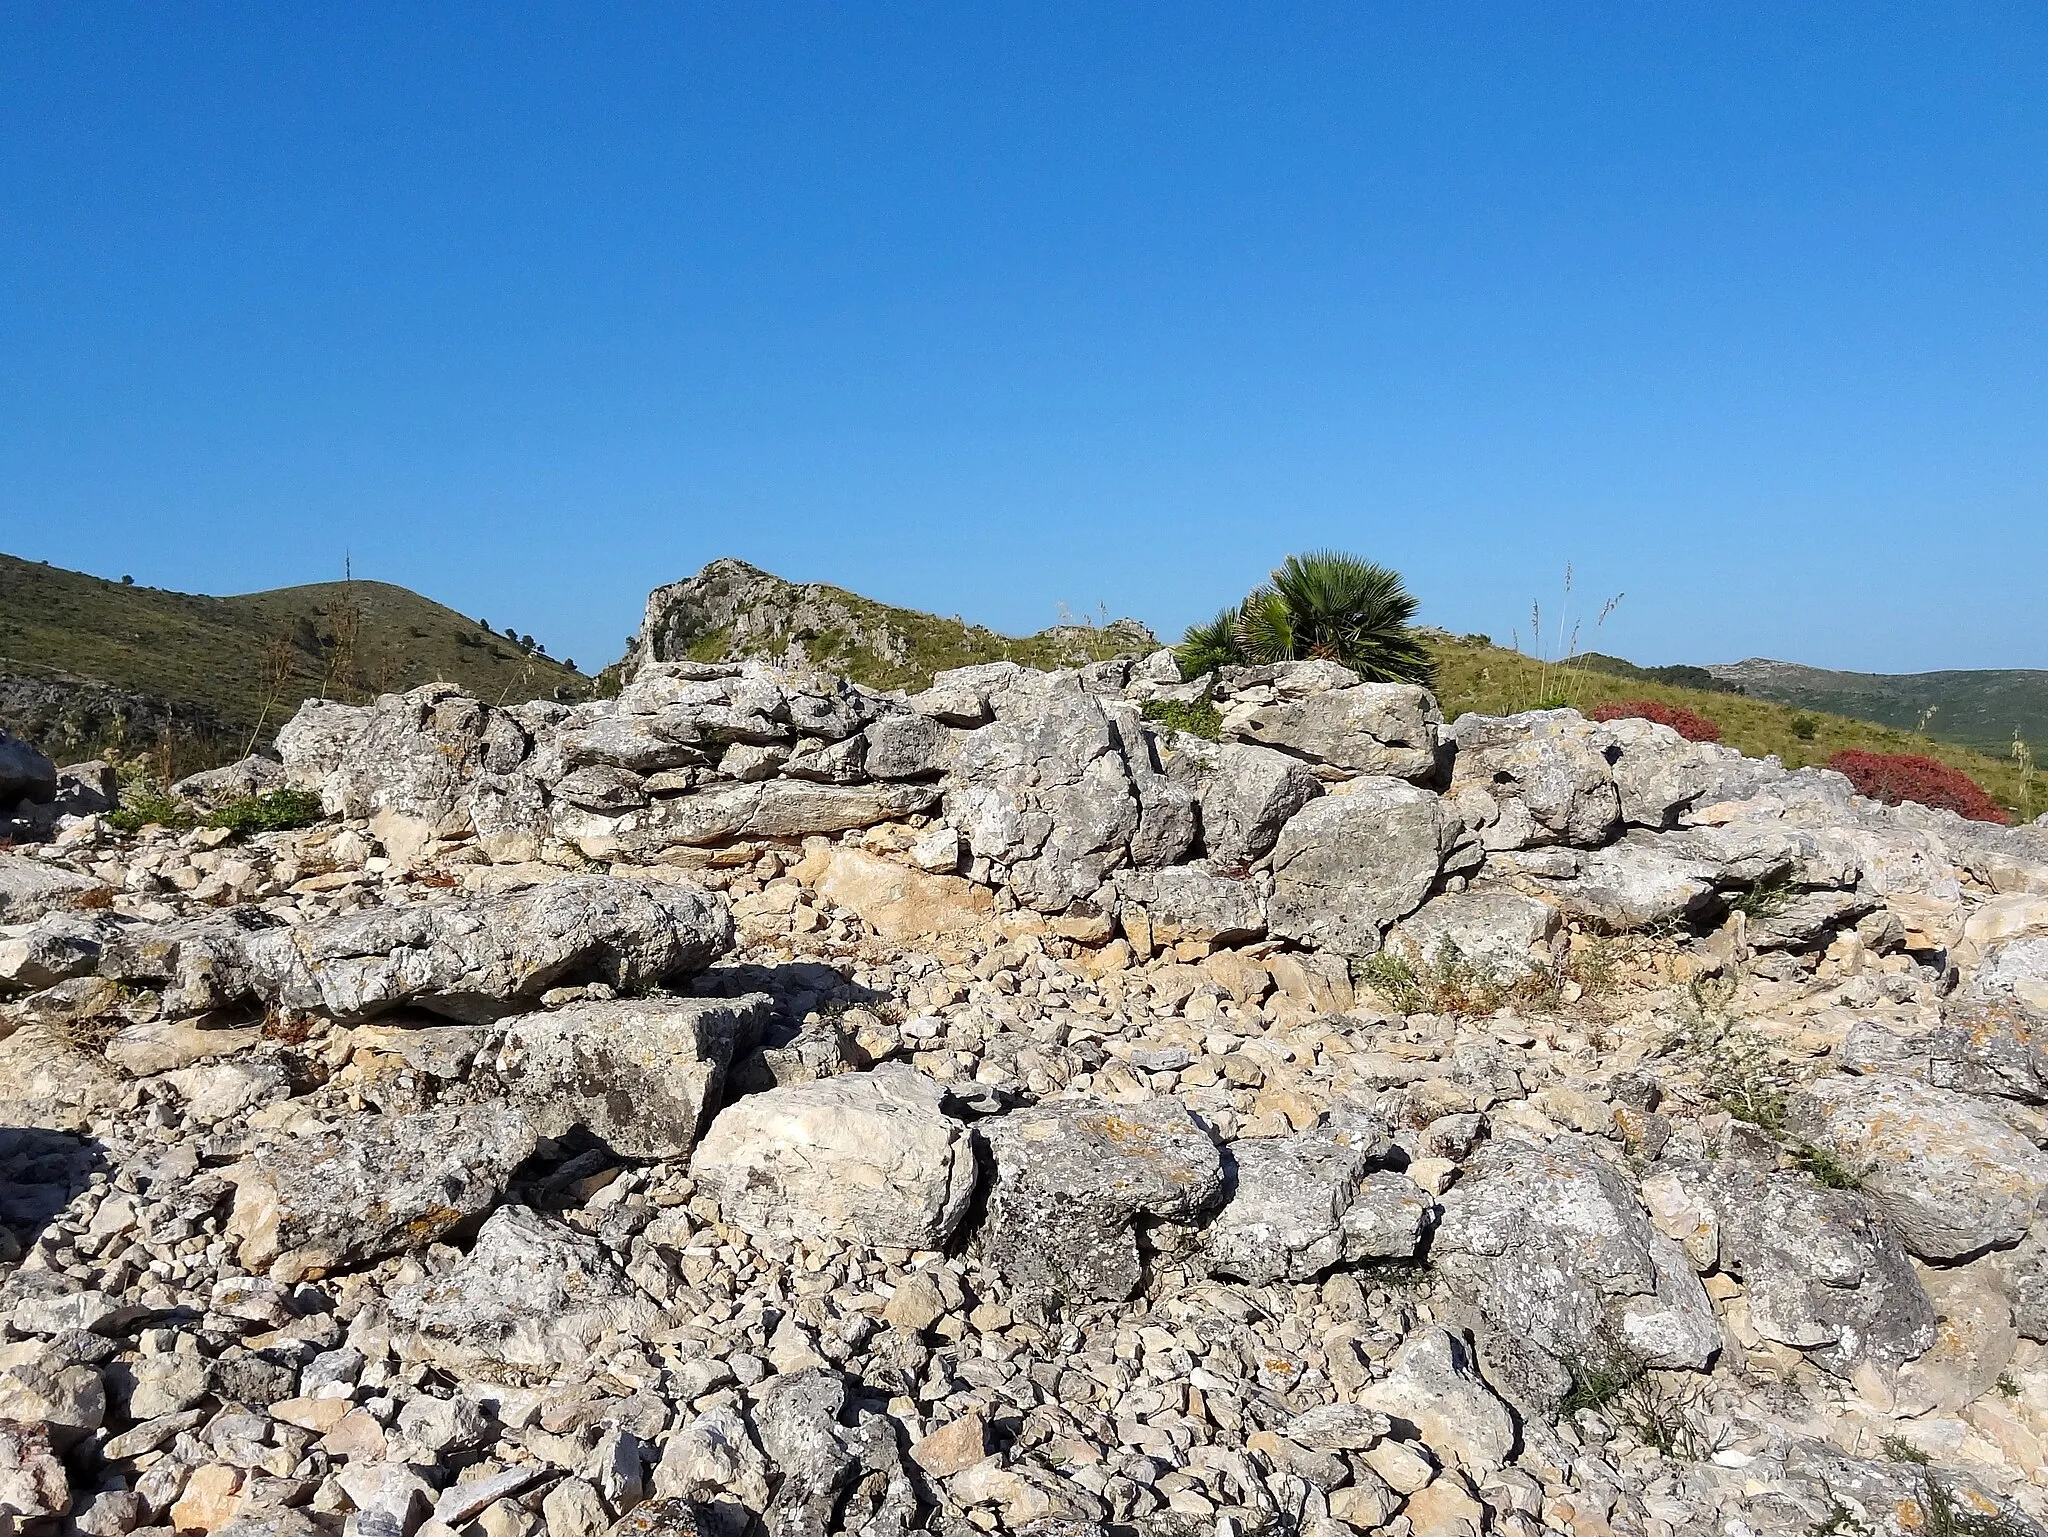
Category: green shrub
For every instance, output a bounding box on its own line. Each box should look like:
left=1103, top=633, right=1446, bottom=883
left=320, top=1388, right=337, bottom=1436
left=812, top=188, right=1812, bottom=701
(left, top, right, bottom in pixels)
left=108, top=789, right=197, bottom=833
left=1141, top=698, right=1223, bottom=741
left=205, top=788, right=325, bottom=835
left=1791, top=713, right=1820, bottom=741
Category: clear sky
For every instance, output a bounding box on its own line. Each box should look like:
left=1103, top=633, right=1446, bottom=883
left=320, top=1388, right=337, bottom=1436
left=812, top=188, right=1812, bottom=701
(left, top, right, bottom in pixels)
left=4, top=5, right=2044, bottom=675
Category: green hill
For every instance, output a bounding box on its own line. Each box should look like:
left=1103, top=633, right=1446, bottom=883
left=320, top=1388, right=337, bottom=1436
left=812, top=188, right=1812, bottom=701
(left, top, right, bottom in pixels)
left=1429, top=637, right=2042, bottom=821
left=0, top=554, right=587, bottom=771
left=1701, top=658, right=2048, bottom=756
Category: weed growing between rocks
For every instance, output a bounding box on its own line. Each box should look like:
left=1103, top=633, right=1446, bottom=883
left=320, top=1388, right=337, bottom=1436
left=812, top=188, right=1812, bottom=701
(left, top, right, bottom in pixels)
left=108, top=784, right=323, bottom=836
left=1792, top=1141, right=1869, bottom=1190
left=1139, top=698, right=1223, bottom=741
left=1560, top=1348, right=1724, bottom=1461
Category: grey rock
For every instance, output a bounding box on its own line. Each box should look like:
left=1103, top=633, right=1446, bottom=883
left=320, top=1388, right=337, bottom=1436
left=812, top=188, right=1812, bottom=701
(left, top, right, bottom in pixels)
left=981, top=1095, right=1224, bottom=1301
left=226, top=1103, right=536, bottom=1280
left=0, top=852, right=107, bottom=924
left=387, top=1204, right=660, bottom=1379
left=1160, top=738, right=1320, bottom=869
left=1202, top=1124, right=1427, bottom=1284
left=1386, top=884, right=1558, bottom=978
left=1786, top=1073, right=2048, bottom=1260
left=557, top=779, right=938, bottom=859
left=0, top=911, right=126, bottom=993
left=752, top=1369, right=855, bottom=1537
left=275, top=696, right=371, bottom=786
left=862, top=713, right=944, bottom=780
left=0, top=1359, right=105, bottom=1448
left=1433, top=1134, right=1720, bottom=1400
left=1231, top=683, right=1442, bottom=782
left=654, top=1406, right=772, bottom=1516
left=493, top=993, right=772, bottom=1158
left=53, top=760, right=118, bottom=816
left=1110, top=866, right=1264, bottom=945
left=691, top=1066, right=977, bottom=1249
left=97, top=906, right=280, bottom=1016
left=1447, top=711, right=1622, bottom=850
left=609, top=1499, right=720, bottom=1537
left=1687, top=1164, right=1936, bottom=1374
left=239, top=876, right=731, bottom=1023
left=1925, top=938, right=2048, bottom=1100
left=1590, top=716, right=1725, bottom=829
left=172, top=755, right=286, bottom=809
left=1504, top=835, right=1720, bottom=930
left=1747, top=888, right=1880, bottom=950
left=945, top=691, right=1142, bottom=912
left=1267, top=779, right=1462, bottom=958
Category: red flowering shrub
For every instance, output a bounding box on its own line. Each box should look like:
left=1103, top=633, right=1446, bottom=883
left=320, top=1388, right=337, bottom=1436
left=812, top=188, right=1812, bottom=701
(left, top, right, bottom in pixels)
left=1589, top=699, right=1723, bottom=744
left=1826, top=750, right=2010, bottom=825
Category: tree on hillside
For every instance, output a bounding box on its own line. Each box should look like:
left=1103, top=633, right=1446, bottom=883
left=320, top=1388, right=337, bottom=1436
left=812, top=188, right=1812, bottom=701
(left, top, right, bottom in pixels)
left=1174, top=551, right=1434, bottom=687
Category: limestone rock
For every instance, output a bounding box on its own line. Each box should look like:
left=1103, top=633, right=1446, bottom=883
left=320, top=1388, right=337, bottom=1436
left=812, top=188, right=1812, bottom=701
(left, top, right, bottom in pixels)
left=1202, top=1126, right=1428, bottom=1284
left=387, top=1204, right=661, bottom=1378
left=945, top=689, right=1142, bottom=912
left=173, top=755, right=286, bottom=809
left=0, top=1419, right=69, bottom=1522
left=1504, top=835, right=1720, bottom=930
left=691, top=1066, right=976, bottom=1249
left=1160, top=737, right=1320, bottom=869
left=0, top=912, right=125, bottom=993
left=1447, top=710, right=1621, bottom=850
left=1267, top=779, right=1463, bottom=958
left=793, top=845, right=994, bottom=941
left=226, top=1104, right=536, bottom=1280
left=0, top=731, right=58, bottom=811
left=274, top=697, right=371, bottom=788
left=1433, top=1134, right=1720, bottom=1400
left=558, top=780, right=939, bottom=860
left=1111, top=866, right=1265, bottom=946
left=1231, top=682, right=1442, bottom=782
left=1355, top=1328, right=1515, bottom=1477
left=239, top=876, right=731, bottom=1023
left=1386, top=884, right=1558, bottom=978
left=1786, top=1074, right=2048, bottom=1260
left=1591, top=715, right=1724, bottom=829
left=981, top=1095, right=1224, bottom=1301
left=492, top=993, right=773, bottom=1158
left=0, top=853, right=107, bottom=925
left=1685, top=1163, right=1936, bottom=1374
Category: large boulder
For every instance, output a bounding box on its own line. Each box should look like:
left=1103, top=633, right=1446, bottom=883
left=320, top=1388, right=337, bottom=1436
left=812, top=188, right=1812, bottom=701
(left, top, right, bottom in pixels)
left=944, top=688, right=1142, bottom=911
left=1785, top=1074, right=2048, bottom=1260
left=792, top=845, right=994, bottom=941
left=1590, top=715, right=1725, bottom=829
left=1669, top=1162, right=1936, bottom=1375
left=1266, top=779, right=1466, bottom=958
left=0, top=912, right=126, bottom=994
left=691, top=1066, right=977, bottom=1249
left=238, top=876, right=731, bottom=1023
left=0, top=731, right=58, bottom=811
left=556, top=780, right=938, bottom=860
left=491, top=993, right=773, bottom=1158
left=1111, top=866, right=1265, bottom=946
left=172, top=755, right=286, bottom=809
left=0, top=854, right=107, bottom=925
left=1433, top=1135, right=1720, bottom=1400
left=275, top=697, right=371, bottom=787
left=1201, top=1123, right=1430, bottom=1284
left=980, top=1095, right=1224, bottom=1301
left=1228, top=683, right=1442, bottom=782
left=1159, top=737, right=1321, bottom=869
left=308, top=685, right=532, bottom=865
left=226, top=1104, right=536, bottom=1281
left=387, top=1204, right=661, bottom=1378
left=97, top=907, right=280, bottom=1016
left=1501, top=836, right=1721, bottom=930
left=1386, top=884, right=1559, bottom=978
left=1446, top=711, right=1622, bottom=850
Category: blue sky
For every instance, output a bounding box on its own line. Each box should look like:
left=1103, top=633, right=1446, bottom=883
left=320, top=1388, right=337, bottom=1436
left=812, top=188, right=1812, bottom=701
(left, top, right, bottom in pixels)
left=4, top=5, right=2044, bottom=674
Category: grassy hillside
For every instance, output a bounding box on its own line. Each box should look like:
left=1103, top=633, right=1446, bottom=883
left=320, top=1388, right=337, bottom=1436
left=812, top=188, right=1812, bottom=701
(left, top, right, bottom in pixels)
left=1702, top=657, right=2048, bottom=756
left=1430, top=637, right=2042, bottom=821
left=0, top=554, right=586, bottom=768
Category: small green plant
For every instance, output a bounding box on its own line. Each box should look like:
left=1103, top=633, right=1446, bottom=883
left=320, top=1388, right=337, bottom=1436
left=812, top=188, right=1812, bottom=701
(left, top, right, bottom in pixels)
left=1792, top=1142, right=1867, bottom=1190
left=1676, top=979, right=1792, bottom=1133
left=108, top=787, right=198, bottom=833
left=1998, top=1372, right=2021, bottom=1399
left=1558, top=1348, right=1721, bottom=1460
left=1881, top=1435, right=1932, bottom=1466
left=1915, top=1471, right=2028, bottom=1537
left=1732, top=878, right=1795, bottom=922
left=1810, top=1500, right=1870, bottom=1537
left=1358, top=939, right=1510, bottom=1016
left=1791, top=713, right=1820, bottom=742
left=1140, top=698, right=1223, bottom=741
left=204, top=787, right=325, bottom=835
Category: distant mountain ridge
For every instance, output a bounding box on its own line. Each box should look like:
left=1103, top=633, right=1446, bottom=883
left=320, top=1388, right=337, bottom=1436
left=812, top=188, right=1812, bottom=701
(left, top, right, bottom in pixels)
left=0, top=553, right=586, bottom=770
left=1704, top=657, right=2048, bottom=755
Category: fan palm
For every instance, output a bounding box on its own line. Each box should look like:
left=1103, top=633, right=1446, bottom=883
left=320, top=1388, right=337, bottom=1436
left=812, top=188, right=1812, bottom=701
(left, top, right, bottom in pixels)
left=1173, top=608, right=1245, bottom=679
left=1174, top=551, right=1435, bottom=685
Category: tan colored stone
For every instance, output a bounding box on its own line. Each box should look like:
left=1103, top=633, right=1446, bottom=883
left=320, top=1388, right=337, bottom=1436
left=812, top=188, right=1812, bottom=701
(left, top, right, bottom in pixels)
left=169, top=1464, right=246, bottom=1533
left=911, top=1411, right=990, bottom=1477
left=269, top=1396, right=352, bottom=1433
left=795, top=846, right=994, bottom=941
left=1402, top=1474, right=1486, bottom=1537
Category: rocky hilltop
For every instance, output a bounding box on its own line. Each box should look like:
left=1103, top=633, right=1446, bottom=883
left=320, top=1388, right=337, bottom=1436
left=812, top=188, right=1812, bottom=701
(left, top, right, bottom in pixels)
left=624, top=559, right=1157, bottom=693
left=5, top=619, right=2048, bottom=1537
